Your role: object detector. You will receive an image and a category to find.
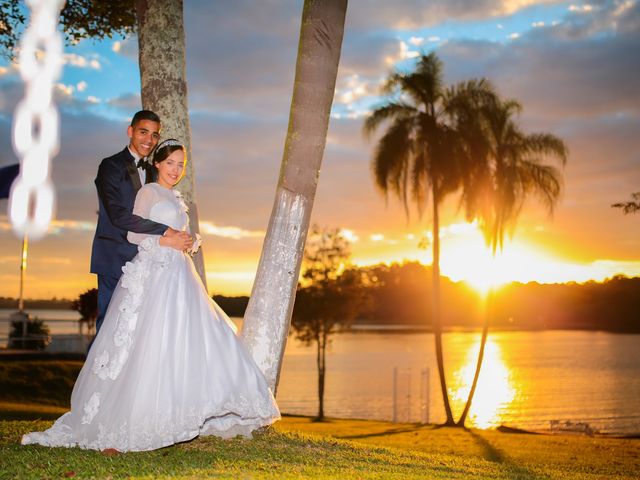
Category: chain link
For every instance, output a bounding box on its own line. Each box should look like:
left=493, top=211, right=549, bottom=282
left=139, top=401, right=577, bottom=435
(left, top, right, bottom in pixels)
left=8, top=0, right=65, bottom=239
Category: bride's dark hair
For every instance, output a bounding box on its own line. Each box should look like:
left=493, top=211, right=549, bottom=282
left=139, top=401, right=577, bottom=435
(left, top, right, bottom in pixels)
left=153, top=139, right=185, bottom=165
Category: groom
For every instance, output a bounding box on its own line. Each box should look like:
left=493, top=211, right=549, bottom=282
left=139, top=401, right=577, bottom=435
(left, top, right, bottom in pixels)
left=90, top=110, right=192, bottom=333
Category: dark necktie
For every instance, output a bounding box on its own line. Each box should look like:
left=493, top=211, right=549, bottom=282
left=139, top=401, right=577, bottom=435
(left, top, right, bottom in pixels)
left=136, top=158, right=146, bottom=169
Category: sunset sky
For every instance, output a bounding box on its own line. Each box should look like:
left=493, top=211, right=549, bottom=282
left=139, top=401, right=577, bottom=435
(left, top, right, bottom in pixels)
left=1, top=0, right=639, bottom=299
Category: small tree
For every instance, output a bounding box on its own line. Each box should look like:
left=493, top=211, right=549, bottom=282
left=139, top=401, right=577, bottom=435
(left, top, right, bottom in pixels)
left=291, top=226, right=363, bottom=421
left=8, top=318, right=50, bottom=350
left=72, top=288, right=98, bottom=335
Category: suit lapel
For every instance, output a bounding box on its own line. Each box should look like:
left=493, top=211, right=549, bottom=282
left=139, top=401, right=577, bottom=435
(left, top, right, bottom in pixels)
left=123, top=148, right=142, bottom=191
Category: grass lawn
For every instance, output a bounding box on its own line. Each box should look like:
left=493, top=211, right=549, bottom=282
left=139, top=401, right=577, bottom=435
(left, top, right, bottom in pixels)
left=0, top=360, right=638, bottom=479
left=1, top=405, right=638, bottom=479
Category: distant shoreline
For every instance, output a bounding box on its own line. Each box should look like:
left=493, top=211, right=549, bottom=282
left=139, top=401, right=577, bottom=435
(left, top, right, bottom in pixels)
left=347, top=324, right=640, bottom=334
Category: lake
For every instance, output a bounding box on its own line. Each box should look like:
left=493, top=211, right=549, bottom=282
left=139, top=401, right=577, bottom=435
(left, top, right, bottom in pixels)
left=278, top=329, right=640, bottom=436
left=2, top=309, right=639, bottom=435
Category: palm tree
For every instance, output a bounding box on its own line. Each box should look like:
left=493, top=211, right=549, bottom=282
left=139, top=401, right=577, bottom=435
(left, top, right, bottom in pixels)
left=241, top=0, right=348, bottom=392
left=454, top=94, right=568, bottom=427
left=363, top=53, right=462, bottom=425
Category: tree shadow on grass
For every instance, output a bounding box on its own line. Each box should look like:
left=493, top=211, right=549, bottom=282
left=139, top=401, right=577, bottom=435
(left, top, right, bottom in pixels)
left=467, top=430, right=538, bottom=479
left=340, top=424, right=430, bottom=440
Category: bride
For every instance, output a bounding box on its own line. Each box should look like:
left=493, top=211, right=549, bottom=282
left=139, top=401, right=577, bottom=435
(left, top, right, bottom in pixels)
left=22, top=139, right=280, bottom=452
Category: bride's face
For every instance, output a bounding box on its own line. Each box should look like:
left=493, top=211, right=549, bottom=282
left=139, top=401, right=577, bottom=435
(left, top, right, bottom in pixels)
left=156, top=149, right=186, bottom=188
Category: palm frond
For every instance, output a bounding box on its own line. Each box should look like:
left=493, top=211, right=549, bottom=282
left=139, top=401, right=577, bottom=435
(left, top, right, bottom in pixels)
left=363, top=102, right=417, bottom=138
left=522, top=133, right=569, bottom=165
left=411, top=147, right=431, bottom=218
left=370, top=117, right=415, bottom=217
left=520, top=161, right=563, bottom=213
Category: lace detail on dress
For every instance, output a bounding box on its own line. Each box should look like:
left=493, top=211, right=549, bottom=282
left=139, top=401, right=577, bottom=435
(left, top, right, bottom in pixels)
left=92, top=236, right=167, bottom=382
left=83, top=392, right=278, bottom=451
left=81, top=393, right=101, bottom=425
left=173, top=190, right=188, bottom=213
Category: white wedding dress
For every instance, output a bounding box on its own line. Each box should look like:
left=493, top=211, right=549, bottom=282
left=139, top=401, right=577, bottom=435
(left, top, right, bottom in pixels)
left=22, top=183, right=280, bottom=452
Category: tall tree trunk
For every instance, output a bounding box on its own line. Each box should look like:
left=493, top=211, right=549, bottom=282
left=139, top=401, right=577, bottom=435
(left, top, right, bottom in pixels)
left=457, top=293, right=491, bottom=426
left=241, top=0, right=348, bottom=392
left=136, top=0, right=206, bottom=287
left=431, top=186, right=455, bottom=425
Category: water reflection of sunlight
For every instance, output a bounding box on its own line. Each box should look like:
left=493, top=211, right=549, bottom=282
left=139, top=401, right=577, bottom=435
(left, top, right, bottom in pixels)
left=450, top=337, right=516, bottom=428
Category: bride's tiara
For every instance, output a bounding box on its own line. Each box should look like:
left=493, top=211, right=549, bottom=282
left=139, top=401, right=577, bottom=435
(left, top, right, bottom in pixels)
left=156, top=139, right=183, bottom=150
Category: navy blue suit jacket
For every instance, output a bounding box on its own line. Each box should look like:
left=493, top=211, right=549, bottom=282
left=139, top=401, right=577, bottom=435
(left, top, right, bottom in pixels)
left=90, top=147, right=167, bottom=278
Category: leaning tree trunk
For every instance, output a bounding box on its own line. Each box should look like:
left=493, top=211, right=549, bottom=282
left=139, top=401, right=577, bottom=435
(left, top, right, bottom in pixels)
left=241, top=0, right=348, bottom=392
left=431, top=187, right=455, bottom=425
left=457, top=313, right=489, bottom=426
left=136, top=0, right=206, bottom=287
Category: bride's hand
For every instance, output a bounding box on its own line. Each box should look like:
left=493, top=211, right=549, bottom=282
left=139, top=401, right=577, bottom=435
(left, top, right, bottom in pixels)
left=160, top=229, right=193, bottom=251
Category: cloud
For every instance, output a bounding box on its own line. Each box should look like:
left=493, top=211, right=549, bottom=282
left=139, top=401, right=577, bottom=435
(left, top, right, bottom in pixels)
left=108, top=35, right=138, bottom=62
left=568, top=4, right=594, bottom=13
left=0, top=79, right=23, bottom=116
left=63, top=53, right=101, bottom=70
left=437, top=3, right=640, bottom=120
left=184, top=1, right=299, bottom=118
left=56, top=82, right=75, bottom=97
left=344, top=0, right=566, bottom=31
left=199, top=221, right=264, bottom=240
left=1, top=217, right=96, bottom=236
left=107, top=92, right=141, bottom=111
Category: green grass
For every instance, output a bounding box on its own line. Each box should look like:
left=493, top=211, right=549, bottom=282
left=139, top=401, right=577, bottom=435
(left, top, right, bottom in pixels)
left=1, top=360, right=639, bottom=479
left=1, top=408, right=638, bottom=479
left=0, top=419, right=519, bottom=480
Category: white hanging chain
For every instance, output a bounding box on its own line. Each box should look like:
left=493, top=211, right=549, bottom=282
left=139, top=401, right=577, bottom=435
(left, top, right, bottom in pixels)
left=8, top=0, right=65, bottom=240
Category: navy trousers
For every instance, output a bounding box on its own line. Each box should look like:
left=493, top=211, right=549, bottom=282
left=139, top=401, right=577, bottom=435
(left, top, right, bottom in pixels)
left=96, top=274, right=120, bottom=334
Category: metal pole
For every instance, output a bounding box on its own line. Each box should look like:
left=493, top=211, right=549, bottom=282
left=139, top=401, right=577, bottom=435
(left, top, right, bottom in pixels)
left=18, top=233, right=27, bottom=312
left=19, top=233, right=28, bottom=341
left=425, top=367, right=430, bottom=424
left=407, top=367, right=412, bottom=422
left=420, top=368, right=425, bottom=423
left=392, top=366, right=398, bottom=423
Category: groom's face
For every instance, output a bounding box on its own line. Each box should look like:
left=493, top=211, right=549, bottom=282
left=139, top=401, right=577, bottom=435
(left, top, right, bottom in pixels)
left=127, top=119, right=161, bottom=158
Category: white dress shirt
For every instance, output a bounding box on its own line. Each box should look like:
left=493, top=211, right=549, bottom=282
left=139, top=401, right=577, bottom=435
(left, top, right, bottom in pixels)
left=127, top=146, right=146, bottom=185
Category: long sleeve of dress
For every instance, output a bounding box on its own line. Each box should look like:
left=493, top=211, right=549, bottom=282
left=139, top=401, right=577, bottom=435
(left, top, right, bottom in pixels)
left=95, top=159, right=167, bottom=236
left=127, top=187, right=161, bottom=248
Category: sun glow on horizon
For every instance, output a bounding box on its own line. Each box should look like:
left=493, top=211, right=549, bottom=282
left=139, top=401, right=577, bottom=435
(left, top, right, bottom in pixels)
left=351, top=221, right=640, bottom=293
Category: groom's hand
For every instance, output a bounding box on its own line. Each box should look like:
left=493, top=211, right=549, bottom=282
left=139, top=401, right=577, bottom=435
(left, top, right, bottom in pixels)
left=161, top=228, right=194, bottom=251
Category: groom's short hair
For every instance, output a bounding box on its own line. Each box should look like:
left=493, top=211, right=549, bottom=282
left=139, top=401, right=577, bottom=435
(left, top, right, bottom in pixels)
left=131, top=110, right=161, bottom=127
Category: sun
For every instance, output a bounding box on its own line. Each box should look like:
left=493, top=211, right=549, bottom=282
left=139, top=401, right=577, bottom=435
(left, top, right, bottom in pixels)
left=437, top=222, right=555, bottom=294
